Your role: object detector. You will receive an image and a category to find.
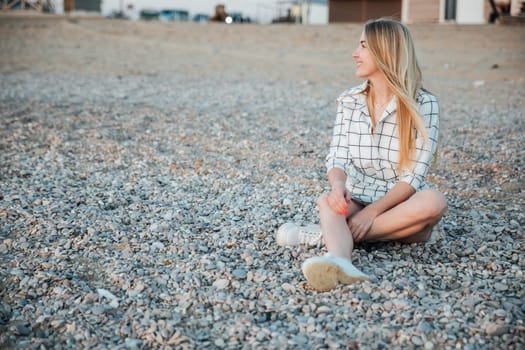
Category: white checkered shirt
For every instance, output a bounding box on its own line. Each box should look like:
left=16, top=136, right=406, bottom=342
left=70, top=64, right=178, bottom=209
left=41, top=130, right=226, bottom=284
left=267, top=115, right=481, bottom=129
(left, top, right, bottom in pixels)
left=326, top=82, right=439, bottom=204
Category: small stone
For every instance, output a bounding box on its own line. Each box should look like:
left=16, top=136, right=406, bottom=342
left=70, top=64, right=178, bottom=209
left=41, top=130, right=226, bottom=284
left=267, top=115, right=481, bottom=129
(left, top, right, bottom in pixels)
left=150, top=241, right=165, bottom=253
left=133, top=283, right=145, bottom=293
left=424, top=341, right=434, bottom=349
left=473, top=80, right=485, bottom=88
left=460, top=248, right=474, bottom=256
left=493, top=282, right=508, bottom=291
left=477, top=245, right=487, bottom=254
left=35, top=329, right=49, bottom=338
left=213, top=279, right=229, bottom=290
left=317, top=305, right=330, bottom=313
left=97, top=288, right=118, bottom=300
left=293, top=335, right=308, bottom=345
left=282, top=283, right=296, bottom=292
left=419, top=321, right=433, bottom=333
left=125, top=338, right=144, bottom=349
left=493, top=309, right=507, bottom=319
left=0, top=304, right=12, bottom=324
left=256, top=330, right=266, bottom=341
left=412, top=335, right=424, bottom=346
left=383, top=301, right=393, bottom=311
left=91, top=305, right=107, bottom=315
left=10, top=268, right=24, bottom=277
left=253, top=273, right=267, bottom=282
left=356, top=291, right=370, bottom=300
left=232, top=269, right=247, bottom=280
left=246, top=271, right=254, bottom=281
left=485, top=322, right=509, bottom=336
left=11, top=322, right=32, bottom=336
left=50, top=319, right=65, bottom=328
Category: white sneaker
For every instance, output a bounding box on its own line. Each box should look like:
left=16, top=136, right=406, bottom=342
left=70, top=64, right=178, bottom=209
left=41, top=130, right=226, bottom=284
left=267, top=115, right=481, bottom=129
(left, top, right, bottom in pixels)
left=276, top=223, right=322, bottom=247
left=302, top=253, right=369, bottom=292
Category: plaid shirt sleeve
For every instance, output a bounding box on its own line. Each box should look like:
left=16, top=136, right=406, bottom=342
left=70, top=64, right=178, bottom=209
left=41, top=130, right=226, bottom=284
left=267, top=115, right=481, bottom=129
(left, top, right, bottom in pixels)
left=326, top=99, right=349, bottom=173
left=400, top=91, right=440, bottom=189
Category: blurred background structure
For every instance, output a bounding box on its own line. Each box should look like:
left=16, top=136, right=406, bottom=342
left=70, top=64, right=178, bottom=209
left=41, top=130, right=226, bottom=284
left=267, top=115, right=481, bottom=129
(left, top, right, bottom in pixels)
left=1, top=0, right=56, bottom=12
left=1, top=0, right=524, bottom=24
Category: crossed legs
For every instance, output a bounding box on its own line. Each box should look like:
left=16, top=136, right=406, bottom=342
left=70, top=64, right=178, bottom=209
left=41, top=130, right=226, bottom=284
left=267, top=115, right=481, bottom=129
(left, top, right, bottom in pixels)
left=317, top=189, right=447, bottom=259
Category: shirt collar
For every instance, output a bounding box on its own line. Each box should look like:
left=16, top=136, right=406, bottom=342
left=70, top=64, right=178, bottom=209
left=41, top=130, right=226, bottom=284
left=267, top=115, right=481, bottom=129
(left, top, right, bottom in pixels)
left=339, top=81, right=369, bottom=111
left=381, top=96, right=397, bottom=118
left=339, top=81, right=398, bottom=116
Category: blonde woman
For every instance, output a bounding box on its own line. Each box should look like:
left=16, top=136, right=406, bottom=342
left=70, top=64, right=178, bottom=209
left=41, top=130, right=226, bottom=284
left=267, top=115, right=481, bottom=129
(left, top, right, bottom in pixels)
left=277, top=18, right=447, bottom=291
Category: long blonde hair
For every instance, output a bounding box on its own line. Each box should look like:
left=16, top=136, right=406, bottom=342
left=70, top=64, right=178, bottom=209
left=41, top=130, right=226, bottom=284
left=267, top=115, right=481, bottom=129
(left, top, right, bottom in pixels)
left=363, top=18, right=428, bottom=171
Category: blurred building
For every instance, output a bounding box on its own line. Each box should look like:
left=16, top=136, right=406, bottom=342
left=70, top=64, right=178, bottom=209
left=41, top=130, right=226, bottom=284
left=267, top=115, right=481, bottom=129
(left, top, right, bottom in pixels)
left=275, top=0, right=496, bottom=25
left=1, top=0, right=101, bottom=13
left=1, top=0, right=55, bottom=12
left=139, top=8, right=159, bottom=20
left=159, top=9, right=189, bottom=22
left=328, top=0, right=496, bottom=24
left=192, top=13, right=209, bottom=23
left=63, top=0, right=101, bottom=13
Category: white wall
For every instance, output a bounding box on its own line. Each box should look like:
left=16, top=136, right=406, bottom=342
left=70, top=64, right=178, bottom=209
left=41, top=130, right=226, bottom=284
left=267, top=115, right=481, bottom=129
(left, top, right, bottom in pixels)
left=302, top=3, right=328, bottom=25
left=456, top=0, right=485, bottom=24
left=511, top=0, right=522, bottom=16
left=54, top=0, right=64, bottom=14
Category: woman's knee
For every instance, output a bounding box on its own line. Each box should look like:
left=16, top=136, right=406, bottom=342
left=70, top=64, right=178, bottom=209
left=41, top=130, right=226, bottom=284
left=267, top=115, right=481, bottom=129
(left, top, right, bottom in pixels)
left=418, top=189, right=447, bottom=220
left=317, top=193, right=330, bottom=209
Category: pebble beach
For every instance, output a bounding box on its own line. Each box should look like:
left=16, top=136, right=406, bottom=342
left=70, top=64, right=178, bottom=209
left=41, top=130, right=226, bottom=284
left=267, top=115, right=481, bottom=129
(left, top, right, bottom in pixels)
left=0, top=15, right=524, bottom=349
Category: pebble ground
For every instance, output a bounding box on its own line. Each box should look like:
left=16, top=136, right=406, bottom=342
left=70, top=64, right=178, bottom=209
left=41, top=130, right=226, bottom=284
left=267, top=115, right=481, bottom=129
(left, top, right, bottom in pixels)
left=0, top=15, right=524, bottom=349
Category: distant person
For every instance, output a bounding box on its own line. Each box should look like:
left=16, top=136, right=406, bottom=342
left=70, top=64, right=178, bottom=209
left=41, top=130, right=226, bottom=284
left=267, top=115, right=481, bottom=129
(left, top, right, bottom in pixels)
left=277, top=18, right=447, bottom=292
left=210, top=4, right=227, bottom=22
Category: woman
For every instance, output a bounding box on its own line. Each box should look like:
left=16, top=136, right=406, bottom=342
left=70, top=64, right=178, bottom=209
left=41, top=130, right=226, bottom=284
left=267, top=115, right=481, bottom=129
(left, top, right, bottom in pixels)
left=277, top=18, right=447, bottom=292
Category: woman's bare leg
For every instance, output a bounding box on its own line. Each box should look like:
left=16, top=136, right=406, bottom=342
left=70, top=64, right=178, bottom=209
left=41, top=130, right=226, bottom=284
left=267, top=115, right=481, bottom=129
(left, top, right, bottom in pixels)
left=317, top=193, right=364, bottom=259
left=363, top=189, right=447, bottom=243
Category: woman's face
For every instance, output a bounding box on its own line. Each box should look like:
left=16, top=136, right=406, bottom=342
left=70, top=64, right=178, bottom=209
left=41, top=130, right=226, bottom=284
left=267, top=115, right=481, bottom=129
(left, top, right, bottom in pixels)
left=352, top=32, right=379, bottom=79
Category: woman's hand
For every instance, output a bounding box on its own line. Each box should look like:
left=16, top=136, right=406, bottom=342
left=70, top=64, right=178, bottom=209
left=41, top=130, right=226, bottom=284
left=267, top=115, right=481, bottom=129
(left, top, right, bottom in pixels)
left=326, top=168, right=349, bottom=216
left=349, top=206, right=379, bottom=242
left=327, top=184, right=350, bottom=216
left=348, top=182, right=415, bottom=242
